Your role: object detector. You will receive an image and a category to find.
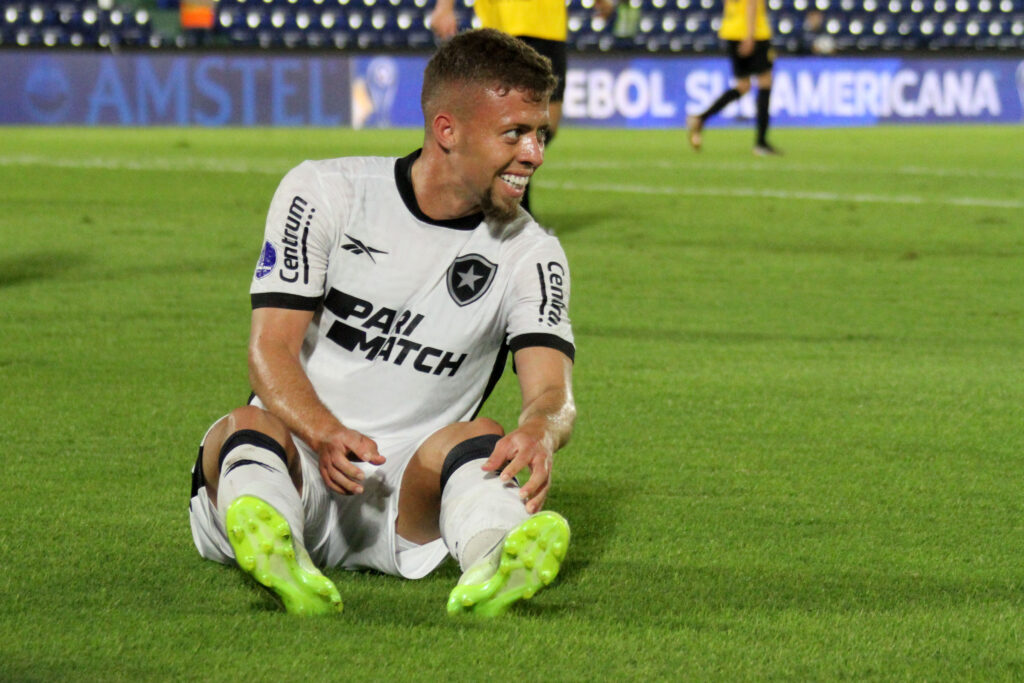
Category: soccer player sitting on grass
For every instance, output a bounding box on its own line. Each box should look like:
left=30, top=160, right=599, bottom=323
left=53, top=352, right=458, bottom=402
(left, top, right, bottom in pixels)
left=187, top=29, right=576, bottom=617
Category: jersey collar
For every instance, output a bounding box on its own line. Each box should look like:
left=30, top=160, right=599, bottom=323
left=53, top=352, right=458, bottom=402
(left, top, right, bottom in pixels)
left=395, top=149, right=485, bottom=231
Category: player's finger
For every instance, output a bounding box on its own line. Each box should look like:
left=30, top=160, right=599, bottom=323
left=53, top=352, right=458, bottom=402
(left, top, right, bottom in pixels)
left=323, top=455, right=366, bottom=495
left=347, top=433, right=384, bottom=465
left=517, top=456, right=549, bottom=499
left=482, top=439, right=513, bottom=472
left=319, top=462, right=355, bottom=495
left=499, top=449, right=533, bottom=483
left=524, top=482, right=549, bottom=514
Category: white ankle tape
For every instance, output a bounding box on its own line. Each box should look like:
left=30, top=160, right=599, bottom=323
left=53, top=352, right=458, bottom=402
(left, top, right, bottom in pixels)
left=439, top=463, right=528, bottom=570
left=217, top=442, right=305, bottom=539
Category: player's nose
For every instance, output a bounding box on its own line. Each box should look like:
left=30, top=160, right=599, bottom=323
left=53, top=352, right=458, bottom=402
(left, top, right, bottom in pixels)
left=518, top=133, right=544, bottom=169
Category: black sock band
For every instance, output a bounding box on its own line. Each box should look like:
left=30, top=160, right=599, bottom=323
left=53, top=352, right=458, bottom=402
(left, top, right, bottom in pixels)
left=439, top=434, right=502, bottom=493
left=756, top=87, right=772, bottom=145
left=218, top=429, right=288, bottom=470
left=701, top=87, right=741, bottom=121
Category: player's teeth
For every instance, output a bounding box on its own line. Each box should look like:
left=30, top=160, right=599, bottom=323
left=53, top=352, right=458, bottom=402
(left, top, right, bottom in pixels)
left=501, top=174, right=527, bottom=188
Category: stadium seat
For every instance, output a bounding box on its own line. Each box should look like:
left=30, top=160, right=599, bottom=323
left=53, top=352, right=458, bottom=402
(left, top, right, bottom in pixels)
left=1, top=0, right=1022, bottom=50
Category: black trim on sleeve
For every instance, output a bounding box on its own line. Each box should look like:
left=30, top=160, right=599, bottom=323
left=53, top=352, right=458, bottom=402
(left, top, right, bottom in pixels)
left=395, top=150, right=485, bottom=231
left=508, top=333, right=575, bottom=362
left=251, top=292, right=321, bottom=311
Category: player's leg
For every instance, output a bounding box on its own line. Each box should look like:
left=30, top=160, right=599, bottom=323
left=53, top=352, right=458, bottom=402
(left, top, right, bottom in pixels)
left=397, top=419, right=571, bottom=616
left=687, top=43, right=751, bottom=151
left=192, top=406, right=342, bottom=615
left=753, top=67, right=779, bottom=155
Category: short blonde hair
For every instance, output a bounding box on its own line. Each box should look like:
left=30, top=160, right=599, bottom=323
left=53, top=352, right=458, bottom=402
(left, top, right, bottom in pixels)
left=421, top=28, right=557, bottom=120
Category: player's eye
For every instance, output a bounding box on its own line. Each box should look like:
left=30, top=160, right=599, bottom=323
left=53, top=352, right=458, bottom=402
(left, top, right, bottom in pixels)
left=503, top=129, right=522, bottom=142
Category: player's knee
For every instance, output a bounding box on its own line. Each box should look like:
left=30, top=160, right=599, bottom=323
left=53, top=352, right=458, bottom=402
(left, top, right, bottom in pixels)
left=201, top=406, right=290, bottom=482
left=414, top=418, right=504, bottom=479
left=735, top=79, right=752, bottom=95
left=439, top=432, right=503, bottom=493
left=222, top=405, right=289, bottom=442
left=757, top=72, right=773, bottom=89
left=468, top=417, right=504, bottom=439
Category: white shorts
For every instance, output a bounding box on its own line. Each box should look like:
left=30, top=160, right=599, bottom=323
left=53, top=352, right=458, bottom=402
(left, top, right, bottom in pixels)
left=189, top=423, right=450, bottom=579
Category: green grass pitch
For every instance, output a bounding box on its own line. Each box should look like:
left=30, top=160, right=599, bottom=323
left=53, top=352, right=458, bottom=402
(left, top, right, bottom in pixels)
left=1, top=124, right=1022, bottom=680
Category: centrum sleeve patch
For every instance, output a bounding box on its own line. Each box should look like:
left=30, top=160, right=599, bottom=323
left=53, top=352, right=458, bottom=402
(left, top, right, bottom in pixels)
left=255, top=241, right=277, bottom=279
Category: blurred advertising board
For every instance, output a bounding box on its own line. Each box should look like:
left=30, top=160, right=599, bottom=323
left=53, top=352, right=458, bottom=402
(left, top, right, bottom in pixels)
left=562, top=56, right=1024, bottom=127
left=1, top=52, right=350, bottom=125
left=2, top=51, right=1022, bottom=126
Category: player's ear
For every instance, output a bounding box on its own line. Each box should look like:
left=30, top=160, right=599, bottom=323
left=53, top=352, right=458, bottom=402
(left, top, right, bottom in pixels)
left=432, top=111, right=457, bottom=151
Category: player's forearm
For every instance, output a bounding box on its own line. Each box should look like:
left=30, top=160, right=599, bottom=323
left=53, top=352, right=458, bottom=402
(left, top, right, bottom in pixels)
left=517, top=388, right=577, bottom=454
left=248, top=342, right=343, bottom=452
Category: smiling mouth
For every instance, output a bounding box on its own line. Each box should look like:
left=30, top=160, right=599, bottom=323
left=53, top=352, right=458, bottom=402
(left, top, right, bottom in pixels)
left=499, top=173, right=530, bottom=194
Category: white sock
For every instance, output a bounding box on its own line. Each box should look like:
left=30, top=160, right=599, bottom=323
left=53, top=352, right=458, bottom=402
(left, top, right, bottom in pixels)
left=217, top=440, right=305, bottom=542
left=439, top=463, right=529, bottom=571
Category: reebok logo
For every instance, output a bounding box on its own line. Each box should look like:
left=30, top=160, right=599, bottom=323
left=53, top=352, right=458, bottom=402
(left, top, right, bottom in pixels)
left=342, top=234, right=388, bottom=262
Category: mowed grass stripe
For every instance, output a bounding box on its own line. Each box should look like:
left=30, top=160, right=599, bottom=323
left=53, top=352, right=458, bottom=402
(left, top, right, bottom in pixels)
left=1, top=153, right=1020, bottom=210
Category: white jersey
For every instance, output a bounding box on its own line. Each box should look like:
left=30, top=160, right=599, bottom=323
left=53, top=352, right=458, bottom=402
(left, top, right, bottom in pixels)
left=249, top=150, right=574, bottom=451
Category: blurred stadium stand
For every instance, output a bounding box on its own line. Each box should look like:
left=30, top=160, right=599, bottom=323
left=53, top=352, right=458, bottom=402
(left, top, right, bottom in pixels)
left=1, top=0, right=1022, bottom=50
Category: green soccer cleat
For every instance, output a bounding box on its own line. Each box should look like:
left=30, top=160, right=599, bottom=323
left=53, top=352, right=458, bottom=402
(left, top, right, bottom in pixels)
left=447, top=511, right=570, bottom=617
left=225, top=496, right=342, bottom=616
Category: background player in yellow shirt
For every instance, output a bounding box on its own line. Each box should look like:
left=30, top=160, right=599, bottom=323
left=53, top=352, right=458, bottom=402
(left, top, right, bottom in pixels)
left=687, top=0, right=780, bottom=155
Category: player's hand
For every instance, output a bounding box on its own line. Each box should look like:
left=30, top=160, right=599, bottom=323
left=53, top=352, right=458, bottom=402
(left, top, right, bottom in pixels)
left=429, top=7, right=457, bottom=39
left=317, top=427, right=385, bottom=495
left=739, top=37, right=755, bottom=56
left=482, top=429, right=553, bottom=514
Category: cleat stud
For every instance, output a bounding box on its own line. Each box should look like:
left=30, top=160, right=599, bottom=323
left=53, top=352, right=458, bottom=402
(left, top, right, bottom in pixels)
left=259, top=541, right=272, bottom=553
left=462, top=596, right=474, bottom=607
